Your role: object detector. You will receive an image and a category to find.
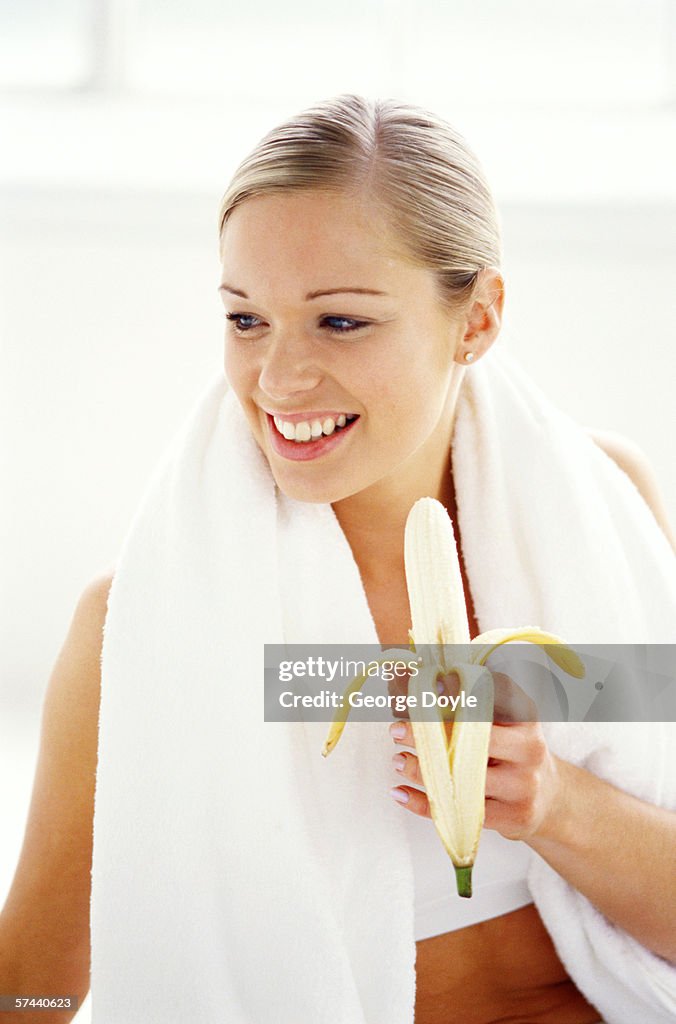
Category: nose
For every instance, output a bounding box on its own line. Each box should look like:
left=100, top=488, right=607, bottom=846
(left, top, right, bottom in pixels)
left=257, top=331, right=322, bottom=402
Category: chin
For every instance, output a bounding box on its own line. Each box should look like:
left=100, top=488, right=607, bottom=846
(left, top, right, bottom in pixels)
left=270, top=451, right=400, bottom=506
left=270, top=468, right=356, bottom=506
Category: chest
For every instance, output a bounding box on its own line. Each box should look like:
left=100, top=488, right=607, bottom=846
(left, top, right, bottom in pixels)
left=365, top=548, right=480, bottom=647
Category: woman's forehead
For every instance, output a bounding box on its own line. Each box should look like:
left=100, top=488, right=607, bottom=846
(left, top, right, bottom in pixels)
left=219, top=191, right=425, bottom=300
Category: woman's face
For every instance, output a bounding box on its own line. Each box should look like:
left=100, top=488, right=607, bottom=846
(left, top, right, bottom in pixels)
left=219, top=189, right=468, bottom=507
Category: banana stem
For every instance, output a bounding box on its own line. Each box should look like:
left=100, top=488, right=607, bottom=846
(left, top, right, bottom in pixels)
left=455, top=865, right=473, bottom=898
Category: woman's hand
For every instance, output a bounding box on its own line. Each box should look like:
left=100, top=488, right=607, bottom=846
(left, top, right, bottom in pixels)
left=389, top=670, right=676, bottom=963
left=388, top=671, right=565, bottom=842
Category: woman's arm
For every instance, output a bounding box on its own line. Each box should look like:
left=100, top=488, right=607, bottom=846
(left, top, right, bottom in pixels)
left=0, top=573, right=112, bottom=1021
left=525, top=752, right=676, bottom=965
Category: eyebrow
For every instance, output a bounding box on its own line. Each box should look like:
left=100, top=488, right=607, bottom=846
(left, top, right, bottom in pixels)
left=217, top=283, right=389, bottom=300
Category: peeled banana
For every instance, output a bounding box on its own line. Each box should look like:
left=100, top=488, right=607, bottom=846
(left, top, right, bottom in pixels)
left=322, top=496, right=585, bottom=898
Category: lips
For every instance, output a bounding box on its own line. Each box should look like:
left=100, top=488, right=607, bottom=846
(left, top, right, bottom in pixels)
left=264, top=409, right=356, bottom=425
left=266, top=412, right=360, bottom=462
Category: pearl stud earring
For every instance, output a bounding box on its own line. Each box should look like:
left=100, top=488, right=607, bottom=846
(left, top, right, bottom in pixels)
left=464, top=351, right=475, bottom=363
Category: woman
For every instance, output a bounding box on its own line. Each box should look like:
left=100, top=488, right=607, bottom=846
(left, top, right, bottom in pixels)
left=1, top=94, right=675, bottom=1024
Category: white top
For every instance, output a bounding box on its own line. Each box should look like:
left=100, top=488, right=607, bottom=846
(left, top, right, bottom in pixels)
left=402, top=802, right=535, bottom=941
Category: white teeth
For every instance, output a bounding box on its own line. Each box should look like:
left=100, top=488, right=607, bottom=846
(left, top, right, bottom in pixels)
left=273, top=413, right=357, bottom=443
left=294, top=421, right=312, bottom=442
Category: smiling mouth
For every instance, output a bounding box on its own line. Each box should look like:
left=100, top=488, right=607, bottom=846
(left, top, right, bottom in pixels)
left=265, top=411, right=361, bottom=461
left=271, top=413, right=359, bottom=444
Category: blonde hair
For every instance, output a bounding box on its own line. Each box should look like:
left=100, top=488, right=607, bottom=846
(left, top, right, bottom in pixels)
left=217, top=93, right=501, bottom=310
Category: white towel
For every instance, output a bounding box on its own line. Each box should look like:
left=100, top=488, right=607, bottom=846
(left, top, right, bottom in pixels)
left=91, top=344, right=676, bottom=1024
left=91, top=369, right=414, bottom=1023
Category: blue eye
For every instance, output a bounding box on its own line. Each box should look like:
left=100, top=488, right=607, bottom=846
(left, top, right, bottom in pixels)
left=225, top=312, right=261, bottom=333
left=224, top=312, right=369, bottom=336
left=322, top=316, right=367, bottom=335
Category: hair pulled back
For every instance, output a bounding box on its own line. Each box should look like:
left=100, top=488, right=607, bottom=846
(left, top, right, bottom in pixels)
left=217, top=94, right=501, bottom=310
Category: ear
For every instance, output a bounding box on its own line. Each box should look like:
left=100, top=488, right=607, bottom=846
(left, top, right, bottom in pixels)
left=456, top=269, right=505, bottom=364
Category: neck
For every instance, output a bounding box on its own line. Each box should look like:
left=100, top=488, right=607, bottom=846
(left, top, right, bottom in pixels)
left=331, top=374, right=463, bottom=585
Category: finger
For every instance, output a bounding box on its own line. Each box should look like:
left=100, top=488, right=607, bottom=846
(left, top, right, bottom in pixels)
left=483, top=797, right=528, bottom=838
left=389, top=716, right=453, bottom=748
left=389, top=720, right=415, bottom=746
left=390, top=701, right=411, bottom=721
left=488, top=722, right=525, bottom=761
left=484, top=763, right=531, bottom=802
left=488, top=721, right=548, bottom=766
left=389, top=669, right=459, bottom=721
left=391, top=750, right=424, bottom=786
left=390, top=785, right=432, bottom=818
left=387, top=667, right=413, bottom=720
left=491, top=672, right=539, bottom=724
left=435, top=669, right=537, bottom=724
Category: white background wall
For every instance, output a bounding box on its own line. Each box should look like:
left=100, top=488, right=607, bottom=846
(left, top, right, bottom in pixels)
left=2, top=2, right=676, bottom=1018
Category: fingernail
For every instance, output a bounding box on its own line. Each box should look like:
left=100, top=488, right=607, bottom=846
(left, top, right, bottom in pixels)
left=392, top=753, right=406, bottom=772
left=390, top=787, right=410, bottom=804
left=390, top=723, right=406, bottom=739
left=436, top=680, right=445, bottom=694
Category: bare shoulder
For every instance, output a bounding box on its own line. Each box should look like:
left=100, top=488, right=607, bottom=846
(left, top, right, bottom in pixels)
left=70, top=569, right=115, bottom=660
left=79, top=568, right=115, bottom=612
left=586, top=428, right=676, bottom=552
left=0, top=570, right=114, bottom=1002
